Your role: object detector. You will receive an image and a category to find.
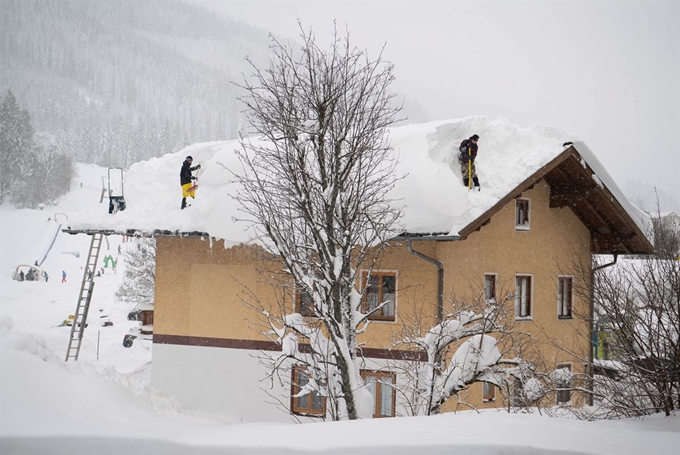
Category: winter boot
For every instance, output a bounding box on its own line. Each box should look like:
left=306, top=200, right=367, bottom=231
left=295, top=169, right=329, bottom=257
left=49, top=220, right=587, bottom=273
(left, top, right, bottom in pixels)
left=473, top=177, right=480, bottom=191
left=181, top=197, right=187, bottom=210
left=463, top=177, right=469, bottom=188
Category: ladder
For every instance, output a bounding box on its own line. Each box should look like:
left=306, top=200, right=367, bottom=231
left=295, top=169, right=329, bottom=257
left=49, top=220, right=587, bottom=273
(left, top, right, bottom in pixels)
left=65, top=233, right=104, bottom=361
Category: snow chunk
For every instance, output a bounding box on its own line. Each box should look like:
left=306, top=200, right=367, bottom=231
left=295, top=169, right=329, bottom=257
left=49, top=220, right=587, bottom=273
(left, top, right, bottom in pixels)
left=524, top=377, right=546, bottom=401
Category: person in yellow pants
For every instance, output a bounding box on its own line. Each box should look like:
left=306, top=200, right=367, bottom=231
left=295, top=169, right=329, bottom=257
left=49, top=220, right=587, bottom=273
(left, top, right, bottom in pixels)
left=180, top=155, right=201, bottom=209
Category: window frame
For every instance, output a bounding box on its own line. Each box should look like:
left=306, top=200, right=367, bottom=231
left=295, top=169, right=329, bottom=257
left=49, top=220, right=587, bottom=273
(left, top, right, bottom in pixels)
left=557, top=276, right=573, bottom=319
left=555, top=363, right=573, bottom=405
left=482, top=382, right=496, bottom=402
left=361, top=271, right=397, bottom=322
left=290, top=365, right=326, bottom=417
left=515, top=274, right=533, bottom=320
left=515, top=198, right=531, bottom=231
left=295, top=286, right=316, bottom=317
left=484, top=273, right=498, bottom=303
left=361, top=370, right=397, bottom=418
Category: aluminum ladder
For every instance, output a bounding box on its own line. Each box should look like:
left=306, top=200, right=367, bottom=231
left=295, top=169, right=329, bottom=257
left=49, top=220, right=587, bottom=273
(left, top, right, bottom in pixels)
left=65, top=233, right=103, bottom=361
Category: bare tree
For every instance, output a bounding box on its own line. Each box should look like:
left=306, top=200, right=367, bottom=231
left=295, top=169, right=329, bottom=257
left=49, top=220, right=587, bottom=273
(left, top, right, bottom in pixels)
left=560, top=237, right=680, bottom=419
left=591, top=255, right=679, bottom=416
left=652, top=210, right=680, bottom=260
left=235, top=25, right=402, bottom=420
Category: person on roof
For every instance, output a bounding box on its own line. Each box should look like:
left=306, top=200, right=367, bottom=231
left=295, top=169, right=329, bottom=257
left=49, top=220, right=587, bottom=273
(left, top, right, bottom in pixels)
left=458, top=134, right=481, bottom=190
left=180, top=155, right=201, bottom=210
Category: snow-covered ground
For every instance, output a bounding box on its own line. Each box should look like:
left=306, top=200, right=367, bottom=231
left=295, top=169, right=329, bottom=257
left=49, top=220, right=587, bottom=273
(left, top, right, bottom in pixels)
left=1, top=156, right=678, bottom=455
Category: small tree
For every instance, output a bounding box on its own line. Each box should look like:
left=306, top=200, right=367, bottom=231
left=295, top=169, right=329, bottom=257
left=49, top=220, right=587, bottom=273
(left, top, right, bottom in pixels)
left=390, top=291, right=530, bottom=415
left=652, top=211, right=680, bottom=260
left=235, top=25, right=402, bottom=420
left=116, top=238, right=156, bottom=307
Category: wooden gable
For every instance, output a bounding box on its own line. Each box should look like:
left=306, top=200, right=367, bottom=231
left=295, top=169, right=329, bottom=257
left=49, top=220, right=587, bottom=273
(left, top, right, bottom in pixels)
left=459, top=146, right=653, bottom=255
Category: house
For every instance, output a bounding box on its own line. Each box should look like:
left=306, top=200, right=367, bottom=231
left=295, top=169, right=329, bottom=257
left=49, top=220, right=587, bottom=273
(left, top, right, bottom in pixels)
left=65, top=117, right=653, bottom=421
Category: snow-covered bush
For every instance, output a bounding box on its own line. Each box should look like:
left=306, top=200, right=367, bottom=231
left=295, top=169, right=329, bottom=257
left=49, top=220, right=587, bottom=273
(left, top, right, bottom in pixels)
left=115, top=238, right=156, bottom=308
left=389, top=295, right=530, bottom=416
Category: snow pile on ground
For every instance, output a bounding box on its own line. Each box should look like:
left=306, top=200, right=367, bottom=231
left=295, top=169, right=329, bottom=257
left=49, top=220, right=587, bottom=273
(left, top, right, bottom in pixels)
left=2, top=346, right=679, bottom=455
left=65, top=116, right=651, bottom=245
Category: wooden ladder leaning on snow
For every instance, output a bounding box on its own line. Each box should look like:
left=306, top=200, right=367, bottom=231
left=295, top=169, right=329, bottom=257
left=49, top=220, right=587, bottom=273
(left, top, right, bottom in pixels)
left=65, top=233, right=104, bottom=362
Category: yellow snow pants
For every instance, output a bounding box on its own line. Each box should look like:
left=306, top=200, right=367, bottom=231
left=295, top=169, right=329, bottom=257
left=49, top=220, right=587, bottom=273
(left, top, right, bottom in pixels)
left=182, top=183, right=196, bottom=198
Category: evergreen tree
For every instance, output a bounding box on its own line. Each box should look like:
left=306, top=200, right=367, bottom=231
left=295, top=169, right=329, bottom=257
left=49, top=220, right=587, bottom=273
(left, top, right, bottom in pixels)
left=0, top=89, right=34, bottom=202
left=1, top=90, right=74, bottom=207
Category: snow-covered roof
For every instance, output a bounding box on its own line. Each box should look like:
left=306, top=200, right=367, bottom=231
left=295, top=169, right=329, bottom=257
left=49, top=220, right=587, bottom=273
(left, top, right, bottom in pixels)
left=66, top=116, right=652, bottom=252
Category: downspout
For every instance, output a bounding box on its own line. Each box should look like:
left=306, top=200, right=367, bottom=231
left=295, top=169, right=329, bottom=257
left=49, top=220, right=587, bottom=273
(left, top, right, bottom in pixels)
left=406, top=235, right=459, bottom=416
left=588, top=253, right=618, bottom=406
left=406, top=236, right=460, bottom=323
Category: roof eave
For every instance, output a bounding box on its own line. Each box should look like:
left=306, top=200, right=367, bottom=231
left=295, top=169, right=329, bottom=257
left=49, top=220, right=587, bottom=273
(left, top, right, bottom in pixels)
left=393, top=232, right=462, bottom=241
left=62, top=228, right=210, bottom=238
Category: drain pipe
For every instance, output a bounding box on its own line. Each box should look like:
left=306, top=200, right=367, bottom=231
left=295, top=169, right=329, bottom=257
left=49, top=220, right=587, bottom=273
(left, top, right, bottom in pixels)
left=588, top=253, right=618, bottom=406
left=406, top=236, right=460, bottom=323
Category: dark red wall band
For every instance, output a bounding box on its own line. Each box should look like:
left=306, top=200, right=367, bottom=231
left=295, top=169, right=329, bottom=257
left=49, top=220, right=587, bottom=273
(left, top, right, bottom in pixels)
left=153, top=333, right=426, bottom=361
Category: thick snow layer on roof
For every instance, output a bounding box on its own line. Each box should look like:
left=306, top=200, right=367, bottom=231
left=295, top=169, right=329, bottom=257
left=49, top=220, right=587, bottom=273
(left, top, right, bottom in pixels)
left=67, top=116, right=650, bottom=244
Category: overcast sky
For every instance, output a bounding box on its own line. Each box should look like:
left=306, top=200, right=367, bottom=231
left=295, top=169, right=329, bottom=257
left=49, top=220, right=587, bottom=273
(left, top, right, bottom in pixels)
left=191, top=0, right=679, bottom=212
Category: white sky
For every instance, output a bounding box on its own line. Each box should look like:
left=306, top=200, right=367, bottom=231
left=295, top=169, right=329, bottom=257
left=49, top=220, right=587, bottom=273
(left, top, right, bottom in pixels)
left=190, top=0, right=680, bottom=212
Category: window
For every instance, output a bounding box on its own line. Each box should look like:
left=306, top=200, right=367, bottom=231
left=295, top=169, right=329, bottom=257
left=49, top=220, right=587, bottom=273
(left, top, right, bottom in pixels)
left=291, top=366, right=326, bottom=416
left=484, top=273, right=497, bottom=303
left=557, top=276, right=573, bottom=319
left=362, top=271, right=396, bottom=321
left=555, top=364, right=573, bottom=405
left=362, top=370, right=396, bottom=418
left=515, top=275, right=532, bottom=318
left=295, top=287, right=315, bottom=317
left=483, top=382, right=496, bottom=402
left=515, top=198, right=530, bottom=230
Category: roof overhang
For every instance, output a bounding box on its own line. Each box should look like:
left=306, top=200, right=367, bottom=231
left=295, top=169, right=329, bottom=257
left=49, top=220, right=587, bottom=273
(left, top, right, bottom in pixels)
left=61, top=228, right=210, bottom=238
left=394, top=232, right=462, bottom=241
left=457, top=146, right=654, bottom=255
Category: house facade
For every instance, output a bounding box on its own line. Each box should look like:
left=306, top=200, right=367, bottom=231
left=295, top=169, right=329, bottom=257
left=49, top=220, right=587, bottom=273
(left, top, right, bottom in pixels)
left=147, top=145, right=652, bottom=421
left=65, top=119, right=653, bottom=422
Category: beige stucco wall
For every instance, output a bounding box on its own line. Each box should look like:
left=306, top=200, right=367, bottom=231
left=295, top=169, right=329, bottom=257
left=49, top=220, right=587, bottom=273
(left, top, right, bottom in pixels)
left=154, top=239, right=280, bottom=341
left=154, top=177, right=592, bottom=411
left=349, top=178, right=592, bottom=410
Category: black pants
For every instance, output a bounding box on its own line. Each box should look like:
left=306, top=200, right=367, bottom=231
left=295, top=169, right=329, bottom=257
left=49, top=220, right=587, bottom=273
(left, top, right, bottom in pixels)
left=460, top=161, right=480, bottom=188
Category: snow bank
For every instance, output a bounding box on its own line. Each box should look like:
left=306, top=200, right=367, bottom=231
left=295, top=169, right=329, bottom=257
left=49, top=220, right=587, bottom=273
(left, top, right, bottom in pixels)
left=2, top=347, right=679, bottom=455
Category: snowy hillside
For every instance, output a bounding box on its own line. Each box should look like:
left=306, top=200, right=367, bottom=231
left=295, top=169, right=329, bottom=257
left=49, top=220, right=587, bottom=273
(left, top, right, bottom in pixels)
left=1, top=156, right=677, bottom=455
